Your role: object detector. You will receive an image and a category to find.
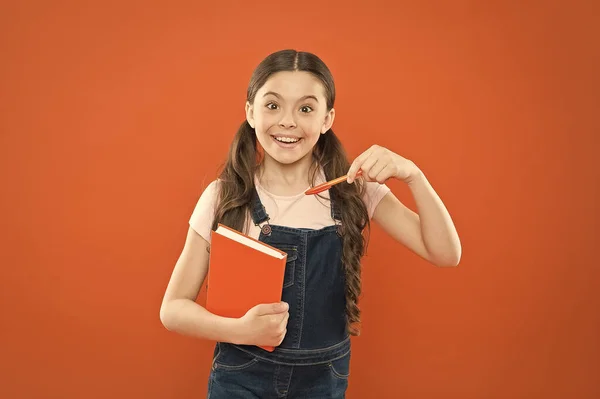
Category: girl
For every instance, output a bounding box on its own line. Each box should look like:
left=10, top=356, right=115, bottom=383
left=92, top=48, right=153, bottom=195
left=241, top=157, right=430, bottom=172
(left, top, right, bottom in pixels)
left=160, top=49, right=461, bottom=398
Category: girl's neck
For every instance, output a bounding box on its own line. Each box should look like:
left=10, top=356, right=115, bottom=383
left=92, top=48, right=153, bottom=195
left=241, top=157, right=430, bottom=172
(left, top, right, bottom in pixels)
left=257, top=153, right=314, bottom=197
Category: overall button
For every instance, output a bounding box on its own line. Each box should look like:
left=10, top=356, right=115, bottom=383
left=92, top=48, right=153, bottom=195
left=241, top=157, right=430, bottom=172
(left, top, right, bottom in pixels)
left=261, top=224, right=272, bottom=235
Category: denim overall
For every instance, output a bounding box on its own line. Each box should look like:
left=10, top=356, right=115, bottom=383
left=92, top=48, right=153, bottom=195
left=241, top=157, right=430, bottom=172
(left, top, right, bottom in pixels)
left=207, top=187, right=351, bottom=398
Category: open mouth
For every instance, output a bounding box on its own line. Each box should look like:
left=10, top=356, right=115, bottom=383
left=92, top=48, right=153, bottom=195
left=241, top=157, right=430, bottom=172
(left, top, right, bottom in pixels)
left=272, top=135, right=302, bottom=146
left=274, top=136, right=301, bottom=143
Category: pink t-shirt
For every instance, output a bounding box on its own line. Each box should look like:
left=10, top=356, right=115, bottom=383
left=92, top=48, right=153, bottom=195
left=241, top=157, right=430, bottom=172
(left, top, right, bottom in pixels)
left=189, top=172, right=390, bottom=243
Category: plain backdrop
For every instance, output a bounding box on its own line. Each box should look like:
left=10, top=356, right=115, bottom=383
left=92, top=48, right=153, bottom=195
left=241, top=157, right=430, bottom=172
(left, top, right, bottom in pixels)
left=1, top=1, right=598, bottom=398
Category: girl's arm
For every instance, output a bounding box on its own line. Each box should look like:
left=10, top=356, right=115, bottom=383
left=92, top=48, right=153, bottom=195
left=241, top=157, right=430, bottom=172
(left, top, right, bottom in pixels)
left=159, top=227, right=244, bottom=343
left=160, top=227, right=290, bottom=347
left=372, top=171, right=461, bottom=267
left=347, top=145, right=461, bottom=267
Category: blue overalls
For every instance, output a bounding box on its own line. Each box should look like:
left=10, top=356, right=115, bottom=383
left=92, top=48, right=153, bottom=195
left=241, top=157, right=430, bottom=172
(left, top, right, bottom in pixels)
left=207, top=187, right=352, bottom=398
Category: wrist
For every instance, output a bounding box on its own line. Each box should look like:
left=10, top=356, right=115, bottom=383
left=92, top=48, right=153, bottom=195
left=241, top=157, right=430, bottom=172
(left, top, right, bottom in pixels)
left=398, top=159, right=422, bottom=185
left=225, top=317, right=248, bottom=345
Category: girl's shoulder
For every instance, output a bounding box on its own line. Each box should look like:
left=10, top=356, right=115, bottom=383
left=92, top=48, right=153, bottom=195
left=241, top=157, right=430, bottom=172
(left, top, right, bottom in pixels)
left=188, top=179, right=221, bottom=242
left=195, top=178, right=221, bottom=208
left=361, top=180, right=391, bottom=219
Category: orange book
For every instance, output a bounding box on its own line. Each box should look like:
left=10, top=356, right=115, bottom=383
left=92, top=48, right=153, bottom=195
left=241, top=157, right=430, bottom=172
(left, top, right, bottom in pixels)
left=205, top=223, right=288, bottom=352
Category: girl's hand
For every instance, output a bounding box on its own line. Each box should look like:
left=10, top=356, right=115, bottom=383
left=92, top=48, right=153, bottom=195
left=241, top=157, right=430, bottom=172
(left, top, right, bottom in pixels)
left=236, top=302, right=289, bottom=347
left=347, top=145, right=419, bottom=184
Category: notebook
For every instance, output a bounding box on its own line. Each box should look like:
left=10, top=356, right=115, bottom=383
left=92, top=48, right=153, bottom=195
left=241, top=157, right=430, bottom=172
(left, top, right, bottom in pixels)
left=205, top=223, right=288, bottom=352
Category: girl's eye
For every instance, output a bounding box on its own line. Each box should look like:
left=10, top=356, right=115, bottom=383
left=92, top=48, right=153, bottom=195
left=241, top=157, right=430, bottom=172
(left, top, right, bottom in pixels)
left=266, top=103, right=278, bottom=110
left=300, top=106, right=313, bottom=113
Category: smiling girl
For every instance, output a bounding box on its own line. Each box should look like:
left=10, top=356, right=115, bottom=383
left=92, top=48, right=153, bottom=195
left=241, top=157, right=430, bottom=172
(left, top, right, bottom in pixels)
left=160, top=49, right=461, bottom=398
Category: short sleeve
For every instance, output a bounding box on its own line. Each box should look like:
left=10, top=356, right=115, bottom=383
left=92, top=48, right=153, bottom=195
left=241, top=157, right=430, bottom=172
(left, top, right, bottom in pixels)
left=362, top=181, right=391, bottom=219
left=189, top=180, right=219, bottom=243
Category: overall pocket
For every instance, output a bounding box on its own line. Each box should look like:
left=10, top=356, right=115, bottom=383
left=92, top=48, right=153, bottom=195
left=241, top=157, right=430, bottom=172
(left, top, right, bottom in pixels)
left=271, top=244, right=297, bottom=289
left=328, top=350, right=351, bottom=380
left=212, top=343, right=259, bottom=372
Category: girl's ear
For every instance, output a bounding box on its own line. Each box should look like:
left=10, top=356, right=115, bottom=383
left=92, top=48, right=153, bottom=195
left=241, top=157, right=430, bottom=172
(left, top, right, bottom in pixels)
left=245, top=101, right=255, bottom=129
left=321, top=108, right=335, bottom=134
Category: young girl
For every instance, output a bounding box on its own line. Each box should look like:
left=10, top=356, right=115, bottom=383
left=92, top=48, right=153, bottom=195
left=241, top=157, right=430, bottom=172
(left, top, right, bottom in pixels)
left=160, top=49, right=461, bottom=398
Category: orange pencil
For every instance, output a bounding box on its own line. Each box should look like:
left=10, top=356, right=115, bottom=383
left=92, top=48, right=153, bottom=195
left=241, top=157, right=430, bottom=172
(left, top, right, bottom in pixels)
left=304, top=170, right=363, bottom=195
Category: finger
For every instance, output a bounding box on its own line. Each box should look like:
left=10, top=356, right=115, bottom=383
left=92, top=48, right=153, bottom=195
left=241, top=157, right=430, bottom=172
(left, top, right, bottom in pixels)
left=347, top=149, right=373, bottom=183
left=277, top=329, right=287, bottom=345
left=256, top=301, right=288, bottom=316
left=361, top=157, right=381, bottom=181
left=366, top=158, right=388, bottom=181
left=272, top=302, right=288, bottom=314
left=277, top=316, right=288, bottom=336
left=374, top=164, right=396, bottom=184
left=279, top=311, right=290, bottom=328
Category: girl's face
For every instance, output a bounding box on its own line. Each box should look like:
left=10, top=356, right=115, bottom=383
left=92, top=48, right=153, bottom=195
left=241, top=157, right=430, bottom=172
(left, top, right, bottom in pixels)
left=246, top=71, right=335, bottom=167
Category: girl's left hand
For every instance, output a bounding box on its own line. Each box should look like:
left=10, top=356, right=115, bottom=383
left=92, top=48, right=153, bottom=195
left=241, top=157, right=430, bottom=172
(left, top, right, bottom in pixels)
left=346, top=145, right=419, bottom=184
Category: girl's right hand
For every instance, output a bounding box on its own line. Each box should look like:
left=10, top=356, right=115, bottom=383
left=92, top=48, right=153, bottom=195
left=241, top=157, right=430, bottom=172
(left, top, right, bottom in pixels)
left=237, top=302, right=289, bottom=347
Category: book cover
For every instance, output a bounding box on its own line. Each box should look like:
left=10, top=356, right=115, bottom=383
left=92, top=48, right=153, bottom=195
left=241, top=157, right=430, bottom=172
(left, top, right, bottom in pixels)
left=206, top=223, right=288, bottom=352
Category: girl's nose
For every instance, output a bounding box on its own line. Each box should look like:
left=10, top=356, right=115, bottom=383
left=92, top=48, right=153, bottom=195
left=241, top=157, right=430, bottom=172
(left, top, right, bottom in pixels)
left=278, top=111, right=297, bottom=129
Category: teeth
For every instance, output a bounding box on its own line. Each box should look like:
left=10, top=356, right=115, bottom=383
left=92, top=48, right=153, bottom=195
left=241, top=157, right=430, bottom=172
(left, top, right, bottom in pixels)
left=275, top=137, right=300, bottom=143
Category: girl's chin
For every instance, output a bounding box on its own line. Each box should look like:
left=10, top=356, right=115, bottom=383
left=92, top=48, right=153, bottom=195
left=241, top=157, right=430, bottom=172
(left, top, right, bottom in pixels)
left=263, top=148, right=312, bottom=166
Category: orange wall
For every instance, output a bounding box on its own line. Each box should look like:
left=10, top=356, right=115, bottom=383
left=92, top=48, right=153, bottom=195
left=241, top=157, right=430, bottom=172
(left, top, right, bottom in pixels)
left=1, top=1, right=598, bottom=398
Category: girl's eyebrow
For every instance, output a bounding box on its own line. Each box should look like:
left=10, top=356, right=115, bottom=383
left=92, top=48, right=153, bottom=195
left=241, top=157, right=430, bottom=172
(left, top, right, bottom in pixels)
left=263, top=91, right=319, bottom=103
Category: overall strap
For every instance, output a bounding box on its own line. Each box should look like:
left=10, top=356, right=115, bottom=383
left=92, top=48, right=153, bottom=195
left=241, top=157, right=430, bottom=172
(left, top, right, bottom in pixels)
left=329, top=188, right=344, bottom=236
left=250, top=187, right=272, bottom=235
left=329, top=189, right=342, bottom=221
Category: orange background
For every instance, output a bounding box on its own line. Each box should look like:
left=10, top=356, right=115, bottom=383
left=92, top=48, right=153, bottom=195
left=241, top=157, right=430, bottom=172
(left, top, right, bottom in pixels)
left=1, top=1, right=598, bottom=398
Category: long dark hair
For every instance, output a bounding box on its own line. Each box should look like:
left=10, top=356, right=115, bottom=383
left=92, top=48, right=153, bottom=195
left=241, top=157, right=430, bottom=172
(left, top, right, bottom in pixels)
left=211, top=49, right=370, bottom=336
